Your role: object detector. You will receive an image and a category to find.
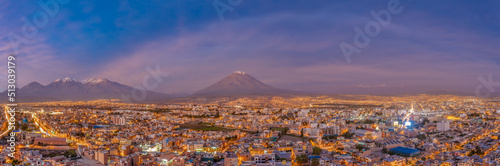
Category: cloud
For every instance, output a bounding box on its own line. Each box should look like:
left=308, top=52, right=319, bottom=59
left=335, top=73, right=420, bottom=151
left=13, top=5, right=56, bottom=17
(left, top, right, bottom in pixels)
left=85, top=8, right=500, bottom=94
left=351, top=84, right=404, bottom=88
left=0, top=36, right=79, bottom=90
left=3, top=1, right=500, bottom=95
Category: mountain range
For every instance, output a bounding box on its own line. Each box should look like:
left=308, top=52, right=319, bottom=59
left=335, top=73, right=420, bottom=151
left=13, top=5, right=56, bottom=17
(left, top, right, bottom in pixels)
left=3, top=71, right=484, bottom=103
left=2, top=77, right=171, bottom=103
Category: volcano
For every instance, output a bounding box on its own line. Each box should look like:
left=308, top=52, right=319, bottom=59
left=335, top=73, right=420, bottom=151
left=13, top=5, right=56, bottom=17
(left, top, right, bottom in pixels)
left=193, top=71, right=292, bottom=96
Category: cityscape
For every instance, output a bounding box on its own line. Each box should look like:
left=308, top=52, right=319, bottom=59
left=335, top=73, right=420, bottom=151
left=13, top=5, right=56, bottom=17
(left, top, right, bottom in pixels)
left=1, top=94, right=500, bottom=165
left=2, top=0, right=500, bottom=166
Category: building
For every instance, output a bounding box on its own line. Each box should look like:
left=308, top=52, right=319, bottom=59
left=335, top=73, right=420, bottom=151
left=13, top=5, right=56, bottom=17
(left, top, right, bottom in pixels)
left=172, top=157, right=185, bottom=166
left=377, top=140, right=404, bottom=150
left=224, top=153, right=238, bottom=166
left=253, top=154, right=276, bottom=164
left=111, top=116, right=127, bottom=125
left=96, top=150, right=109, bottom=165
left=383, top=157, right=406, bottom=166
left=390, top=146, right=420, bottom=157
left=33, top=137, right=67, bottom=146
left=437, top=121, right=450, bottom=131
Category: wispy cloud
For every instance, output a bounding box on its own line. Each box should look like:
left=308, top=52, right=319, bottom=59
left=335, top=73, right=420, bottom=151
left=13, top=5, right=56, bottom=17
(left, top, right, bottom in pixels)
left=351, top=84, right=405, bottom=88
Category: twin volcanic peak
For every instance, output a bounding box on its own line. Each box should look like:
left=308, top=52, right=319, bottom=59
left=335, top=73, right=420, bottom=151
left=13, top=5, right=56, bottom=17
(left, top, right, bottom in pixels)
left=193, top=71, right=292, bottom=96
left=29, top=77, right=114, bottom=88
left=15, top=77, right=168, bottom=102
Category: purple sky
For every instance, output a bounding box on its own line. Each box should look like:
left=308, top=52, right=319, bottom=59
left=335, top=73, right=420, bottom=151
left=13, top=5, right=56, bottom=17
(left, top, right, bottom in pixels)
left=1, top=0, right=499, bottom=95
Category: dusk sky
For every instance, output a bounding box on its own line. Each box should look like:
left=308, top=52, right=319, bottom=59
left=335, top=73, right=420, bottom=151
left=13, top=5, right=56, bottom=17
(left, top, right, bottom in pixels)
left=1, top=0, right=499, bottom=95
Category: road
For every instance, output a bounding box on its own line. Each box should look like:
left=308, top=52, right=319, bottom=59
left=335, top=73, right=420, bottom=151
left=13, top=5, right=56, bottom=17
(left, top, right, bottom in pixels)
left=29, top=112, right=90, bottom=146
left=425, top=124, right=500, bottom=159
left=400, top=102, right=414, bottom=129
left=0, top=105, right=14, bottom=137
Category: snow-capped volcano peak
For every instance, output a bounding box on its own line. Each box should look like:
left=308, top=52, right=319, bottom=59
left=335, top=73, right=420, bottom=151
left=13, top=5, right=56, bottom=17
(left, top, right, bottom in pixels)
left=82, top=78, right=109, bottom=84
left=54, top=77, right=77, bottom=83
left=233, top=71, right=246, bottom=75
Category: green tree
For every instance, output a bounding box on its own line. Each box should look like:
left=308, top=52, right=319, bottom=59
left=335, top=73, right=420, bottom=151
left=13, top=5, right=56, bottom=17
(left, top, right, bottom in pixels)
left=363, top=119, right=375, bottom=124
left=312, top=147, right=322, bottom=155
left=11, top=159, right=21, bottom=166
left=355, top=144, right=365, bottom=151
left=311, top=158, right=320, bottom=166
left=475, top=146, right=484, bottom=155
left=342, top=132, right=354, bottom=139
left=296, top=154, right=309, bottom=164
left=417, top=134, right=426, bottom=140
left=423, top=118, right=430, bottom=125
left=64, top=149, right=77, bottom=157
left=21, top=125, right=29, bottom=131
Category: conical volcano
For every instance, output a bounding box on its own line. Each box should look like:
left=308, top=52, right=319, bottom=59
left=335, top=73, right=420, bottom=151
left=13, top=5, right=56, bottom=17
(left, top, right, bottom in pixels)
left=193, top=71, right=291, bottom=96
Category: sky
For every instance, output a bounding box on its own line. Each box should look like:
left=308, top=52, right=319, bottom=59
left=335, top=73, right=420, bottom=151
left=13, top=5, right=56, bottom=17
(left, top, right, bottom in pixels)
left=1, top=0, right=499, bottom=95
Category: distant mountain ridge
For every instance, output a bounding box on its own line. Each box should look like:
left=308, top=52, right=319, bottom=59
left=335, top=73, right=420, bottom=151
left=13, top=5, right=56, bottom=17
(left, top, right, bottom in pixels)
left=2, top=73, right=488, bottom=103
left=2, top=77, right=171, bottom=103
left=193, top=71, right=294, bottom=96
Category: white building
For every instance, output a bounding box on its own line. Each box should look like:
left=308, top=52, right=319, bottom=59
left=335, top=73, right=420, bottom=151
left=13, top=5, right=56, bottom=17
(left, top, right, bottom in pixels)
left=111, top=116, right=127, bottom=125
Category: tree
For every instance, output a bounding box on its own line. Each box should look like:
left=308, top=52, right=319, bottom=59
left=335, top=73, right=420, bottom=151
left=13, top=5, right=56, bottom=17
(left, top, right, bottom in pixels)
left=300, top=128, right=304, bottom=137
left=296, top=154, right=309, bottom=164
left=475, top=146, right=484, bottom=155
left=423, top=118, right=430, bottom=125
left=468, top=113, right=480, bottom=117
left=355, top=144, right=365, bottom=151
left=363, top=119, right=375, bottom=124
left=11, top=159, right=21, bottom=166
left=64, top=149, right=77, bottom=157
left=75, top=132, right=86, bottom=138
left=311, top=158, right=320, bottom=166
left=21, top=125, right=29, bottom=131
left=312, top=147, right=322, bottom=155
left=342, top=132, right=354, bottom=139
left=467, top=150, right=475, bottom=156
left=468, top=146, right=484, bottom=156
left=417, top=134, right=426, bottom=140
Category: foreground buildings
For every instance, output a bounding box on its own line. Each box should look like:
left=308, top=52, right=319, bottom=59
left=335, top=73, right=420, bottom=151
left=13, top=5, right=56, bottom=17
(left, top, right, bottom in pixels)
left=1, top=95, right=500, bottom=166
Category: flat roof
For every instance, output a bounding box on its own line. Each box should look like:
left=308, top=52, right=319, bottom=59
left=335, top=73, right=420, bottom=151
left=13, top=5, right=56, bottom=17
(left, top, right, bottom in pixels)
left=390, top=146, right=420, bottom=154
